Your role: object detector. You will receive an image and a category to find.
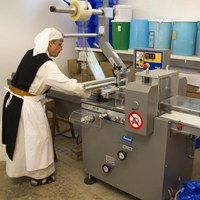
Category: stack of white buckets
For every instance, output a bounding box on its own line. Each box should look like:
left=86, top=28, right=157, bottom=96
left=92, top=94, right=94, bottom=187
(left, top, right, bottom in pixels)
left=111, top=6, right=200, bottom=57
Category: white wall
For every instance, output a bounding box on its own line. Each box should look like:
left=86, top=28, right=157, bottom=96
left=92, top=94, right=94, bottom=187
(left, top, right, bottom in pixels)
left=0, top=0, right=78, bottom=161
left=119, top=0, right=200, bottom=20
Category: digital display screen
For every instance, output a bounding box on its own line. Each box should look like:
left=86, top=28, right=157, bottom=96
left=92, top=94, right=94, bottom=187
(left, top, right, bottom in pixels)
left=145, top=53, right=155, bottom=60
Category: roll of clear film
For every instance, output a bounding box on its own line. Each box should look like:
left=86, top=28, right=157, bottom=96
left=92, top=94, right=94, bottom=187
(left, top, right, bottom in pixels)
left=69, top=0, right=92, bottom=21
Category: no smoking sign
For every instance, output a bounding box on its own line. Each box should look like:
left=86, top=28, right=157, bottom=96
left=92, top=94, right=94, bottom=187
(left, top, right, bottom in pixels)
left=128, top=112, right=143, bottom=129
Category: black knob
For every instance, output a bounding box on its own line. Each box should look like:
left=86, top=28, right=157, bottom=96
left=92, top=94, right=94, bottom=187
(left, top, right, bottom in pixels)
left=117, top=150, right=127, bottom=160
left=50, top=6, right=56, bottom=12
left=102, top=164, right=111, bottom=173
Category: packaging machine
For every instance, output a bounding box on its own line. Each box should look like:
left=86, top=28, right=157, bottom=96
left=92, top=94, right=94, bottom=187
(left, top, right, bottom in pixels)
left=69, top=67, right=200, bottom=200
left=50, top=1, right=200, bottom=199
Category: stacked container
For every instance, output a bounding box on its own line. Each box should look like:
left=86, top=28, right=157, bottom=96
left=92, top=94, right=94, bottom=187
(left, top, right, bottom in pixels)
left=149, top=20, right=172, bottom=49
left=196, top=21, right=200, bottom=57
left=129, top=19, right=149, bottom=50
left=111, top=5, right=132, bottom=50
left=171, top=21, right=197, bottom=56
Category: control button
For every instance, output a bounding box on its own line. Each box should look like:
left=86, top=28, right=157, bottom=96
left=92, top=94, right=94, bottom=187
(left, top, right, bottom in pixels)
left=115, top=116, right=121, bottom=122
left=117, top=150, right=127, bottom=160
left=99, top=112, right=110, bottom=120
left=132, top=101, right=139, bottom=110
left=177, top=122, right=183, bottom=130
left=102, top=164, right=111, bottom=173
left=143, top=63, right=150, bottom=69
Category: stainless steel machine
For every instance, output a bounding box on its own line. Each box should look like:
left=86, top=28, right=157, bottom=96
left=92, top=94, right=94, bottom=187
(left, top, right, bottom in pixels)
left=69, top=68, right=200, bottom=200
left=50, top=1, right=200, bottom=199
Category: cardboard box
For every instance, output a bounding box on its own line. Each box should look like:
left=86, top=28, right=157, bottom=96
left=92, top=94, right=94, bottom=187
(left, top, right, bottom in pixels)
left=70, top=74, right=82, bottom=82
left=187, top=92, right=200, bottom=99
left=80, top=60, right=135, bottom=81
left=67, top=59, right=81, bottom=74
left=129, top=65, right=135, bottom=81
left=99, top=61, right=135, bottom=80
left=89, top=75, right=95, bottom=81
left=124, top=62, right=135, bottom=81
left=186, top=84, right=200, bottom=99
left=99, top=61, right=114, bottom=77
left=187, top=84, right=200, bottom=93
left=86, top=65, right=93, bottom=76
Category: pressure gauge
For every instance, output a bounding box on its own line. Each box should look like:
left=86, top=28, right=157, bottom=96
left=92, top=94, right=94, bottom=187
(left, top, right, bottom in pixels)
left=102, top=164, right=111, bottom=173
left=117, top=150, right=127, bottom=160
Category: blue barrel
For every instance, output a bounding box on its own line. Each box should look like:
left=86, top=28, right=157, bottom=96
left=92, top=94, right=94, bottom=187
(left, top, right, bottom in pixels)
left=149, top=20, right=172, bottom=49
left=197, top=22, right=200, bottom=56
left=171, top=21, right=197, bottom=56
left=129, top=19, right=149, bottom=49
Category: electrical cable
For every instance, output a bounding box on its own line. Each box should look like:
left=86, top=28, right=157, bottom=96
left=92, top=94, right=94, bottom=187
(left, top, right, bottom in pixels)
left=63, top=0, right=70, bottom=6
left=174, top=190, right=181, bottom=200
left=76, top=134, right=82, bottom=144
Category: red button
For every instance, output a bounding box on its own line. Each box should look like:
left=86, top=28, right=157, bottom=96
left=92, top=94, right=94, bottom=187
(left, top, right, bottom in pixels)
left=177, top=122, right=182, bottom=130
left=143, top=63, right=150, bottom=69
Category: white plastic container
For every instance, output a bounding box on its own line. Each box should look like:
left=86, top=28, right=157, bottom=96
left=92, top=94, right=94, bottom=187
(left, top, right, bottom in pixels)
left=114, top=5, right=133, bottom=22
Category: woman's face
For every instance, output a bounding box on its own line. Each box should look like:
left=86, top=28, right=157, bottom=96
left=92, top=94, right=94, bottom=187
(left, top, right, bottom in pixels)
left=48, top=39, right=63, bottom=57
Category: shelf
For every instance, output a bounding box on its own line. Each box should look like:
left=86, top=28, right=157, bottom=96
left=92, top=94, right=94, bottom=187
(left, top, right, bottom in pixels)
left=171, top=55, right=200, bottom=62
left=75, top=47, right=200, bottom=62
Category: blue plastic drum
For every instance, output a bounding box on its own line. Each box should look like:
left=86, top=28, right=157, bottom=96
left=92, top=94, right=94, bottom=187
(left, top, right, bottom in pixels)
left=129, top=19, right=149, bottom=49
left=149, top=20, right=172, bottom=49
left=171, top=21, right=197, bottom=56
left=197, top=22, right=200, bottom=56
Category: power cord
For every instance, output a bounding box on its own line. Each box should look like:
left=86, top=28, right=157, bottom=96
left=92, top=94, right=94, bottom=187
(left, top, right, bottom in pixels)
left=63, top=0, right=70, bottom=6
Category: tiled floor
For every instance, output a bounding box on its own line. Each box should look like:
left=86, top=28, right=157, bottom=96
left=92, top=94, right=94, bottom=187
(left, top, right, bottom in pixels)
left=0, top=135, right=134, bottom=200
left=1, top=133, right=200, bottom=200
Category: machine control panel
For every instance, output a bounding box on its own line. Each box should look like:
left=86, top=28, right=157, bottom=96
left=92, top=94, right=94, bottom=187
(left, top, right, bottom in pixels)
left=81, top=102, right=125, bottom=124
left=134, top=48, right=171, bottom=70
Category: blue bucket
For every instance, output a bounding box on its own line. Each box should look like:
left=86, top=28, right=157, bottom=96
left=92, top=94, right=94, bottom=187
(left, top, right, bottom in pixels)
left=149, top=20, right=172, bottom=49
left=196, top=22, right=200, bottom=56
left=129, top=19, right=149, bottom=49
left=171, top=21, right=197, bottom=56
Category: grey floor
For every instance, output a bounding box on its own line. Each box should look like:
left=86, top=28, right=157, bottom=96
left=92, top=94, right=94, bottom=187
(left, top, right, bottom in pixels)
left=1, top=133, right=200, bottom=200
left=0, top=134, right=134, bottom=200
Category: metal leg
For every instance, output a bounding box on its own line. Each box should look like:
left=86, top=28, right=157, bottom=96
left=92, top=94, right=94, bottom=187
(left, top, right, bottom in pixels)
left=84, top=175, right=96, bottom=185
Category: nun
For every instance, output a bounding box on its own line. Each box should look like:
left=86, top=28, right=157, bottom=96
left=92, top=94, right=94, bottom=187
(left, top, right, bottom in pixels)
left=2, top=27, right=91, bottom=186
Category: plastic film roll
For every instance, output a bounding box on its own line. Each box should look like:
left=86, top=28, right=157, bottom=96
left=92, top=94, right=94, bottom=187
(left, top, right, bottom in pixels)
left=69, top=0, right=92, bottom=21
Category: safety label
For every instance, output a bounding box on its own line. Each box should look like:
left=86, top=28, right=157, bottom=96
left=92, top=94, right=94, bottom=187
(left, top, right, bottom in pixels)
left=128, top=112, right=143, bottom=129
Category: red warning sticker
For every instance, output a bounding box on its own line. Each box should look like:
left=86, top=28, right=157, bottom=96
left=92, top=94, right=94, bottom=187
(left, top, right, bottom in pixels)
left=128, top=112, right=143, bottom=129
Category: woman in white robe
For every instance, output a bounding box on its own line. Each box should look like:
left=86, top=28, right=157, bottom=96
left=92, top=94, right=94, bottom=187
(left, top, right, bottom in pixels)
left=3, top=28, right=91, bottom=186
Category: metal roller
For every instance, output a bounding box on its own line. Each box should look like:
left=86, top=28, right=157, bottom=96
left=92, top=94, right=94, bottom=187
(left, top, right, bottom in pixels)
left=82, top=77, right=115, bottom=90
left=63, top=33, right=99, bottom=38
left=49, top=6, right=76, bottom=14
left=50, top=6, right=103, bottom=16
left=83, top=81, right=115, bottom=90
left=82, top=77, right=115, bottom=87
